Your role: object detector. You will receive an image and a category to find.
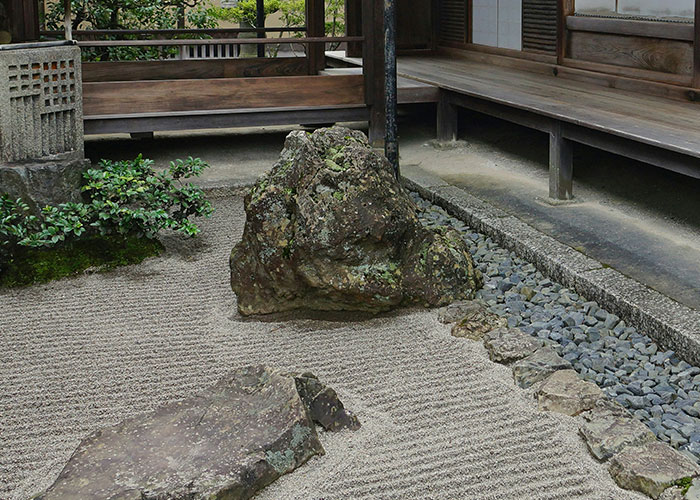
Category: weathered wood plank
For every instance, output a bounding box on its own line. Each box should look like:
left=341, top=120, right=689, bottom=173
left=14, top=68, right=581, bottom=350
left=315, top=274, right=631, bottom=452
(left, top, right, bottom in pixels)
left=82, top=58, right=309, bottom=82
left=321, top=67, right=438, bottom=103
left=83, top=105, right=369, bottom=135
left=568, top=31, right=693, bottom=75
left=83, top=75, right=365, bottom=115
left=566, top=16, right=694, bottom=42
left=395, top=54, right=700, bottom=157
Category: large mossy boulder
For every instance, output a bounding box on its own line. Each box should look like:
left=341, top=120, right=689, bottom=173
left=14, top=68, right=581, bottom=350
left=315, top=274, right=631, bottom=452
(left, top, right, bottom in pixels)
left=230, top=127, right=482, bottom=315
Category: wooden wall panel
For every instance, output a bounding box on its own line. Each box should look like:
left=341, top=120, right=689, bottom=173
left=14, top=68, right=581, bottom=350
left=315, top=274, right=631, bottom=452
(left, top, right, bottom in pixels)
left=6, top=0, right=39, bottom=42
left=82, top=57, right=308, bottom=83
left=522, top=0, right=557, bottom=54
left=568, top=32, right=693, bottom=75
left=439, top=0, right=467, bottom=46
left=397, top=0, right=433, bottom=49
left=83, top=75, right=366, bottom=116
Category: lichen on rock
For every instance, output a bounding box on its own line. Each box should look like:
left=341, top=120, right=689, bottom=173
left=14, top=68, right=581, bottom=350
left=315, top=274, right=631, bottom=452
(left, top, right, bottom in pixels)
left=230, top=127, right=482, bottom=315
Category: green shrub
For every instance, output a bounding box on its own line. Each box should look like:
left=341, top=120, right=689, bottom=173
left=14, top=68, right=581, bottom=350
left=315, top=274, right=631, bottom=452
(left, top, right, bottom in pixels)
left=0, top=155, right=213, bottom=285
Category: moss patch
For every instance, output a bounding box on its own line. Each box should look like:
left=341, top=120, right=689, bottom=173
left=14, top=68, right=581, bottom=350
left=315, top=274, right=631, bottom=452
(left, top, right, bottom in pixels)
left=0, top=235, right=164, bottom=288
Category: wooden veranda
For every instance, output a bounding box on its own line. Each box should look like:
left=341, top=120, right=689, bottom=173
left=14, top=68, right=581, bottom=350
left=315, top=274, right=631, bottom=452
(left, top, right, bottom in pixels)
left=7, top=0, right=413, bottom=156
left=340, top=0, right=700, bottom=200
left=6, top=0, right=700, bottom=200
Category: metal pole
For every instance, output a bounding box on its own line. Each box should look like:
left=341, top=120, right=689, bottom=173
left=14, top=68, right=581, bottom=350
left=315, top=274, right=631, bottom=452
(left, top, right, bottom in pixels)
left=384, top=0, right=399, bottom=179
left=256, top=0, right=265, bottom=57
left=64, top=0, right=72, bottom=41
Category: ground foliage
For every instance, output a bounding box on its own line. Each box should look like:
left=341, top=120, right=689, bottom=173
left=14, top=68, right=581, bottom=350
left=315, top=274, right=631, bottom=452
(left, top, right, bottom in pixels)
left=0, top=155, right=213, bottom=286
left=45, top=0, right=345, bottom=60
left=45, top=0, right=216, bottom=61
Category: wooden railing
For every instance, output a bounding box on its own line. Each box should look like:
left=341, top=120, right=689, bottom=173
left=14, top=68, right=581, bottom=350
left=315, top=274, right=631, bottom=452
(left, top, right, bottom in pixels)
left=40, top=27, right=306, bottom=40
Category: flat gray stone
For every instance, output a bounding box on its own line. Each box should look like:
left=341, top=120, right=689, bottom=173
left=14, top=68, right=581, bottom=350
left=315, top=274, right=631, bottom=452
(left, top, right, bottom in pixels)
left=451, top=303, right=508, bottom=341
left=511, top=347, right=572, bottom=388
left=0, top=159, right=87, bottom=214
left=536, top=369, right=603, bottom=416
left=686, top=478, right=700, bottom=500
left=579, top=399, right=656, bottom=461
left=483, top=327, right=540, bottom=364
left=37, top=365, right=329, bottom=500
left=609, top=441, right=700, bottom=499
left=437, top=300, right=484, bottom=324
left=659, top=486, right=684, bottom=500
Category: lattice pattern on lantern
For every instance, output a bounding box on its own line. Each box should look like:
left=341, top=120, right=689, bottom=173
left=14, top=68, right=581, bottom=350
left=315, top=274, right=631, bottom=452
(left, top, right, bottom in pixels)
left=2, top=48, right=82, bottom=163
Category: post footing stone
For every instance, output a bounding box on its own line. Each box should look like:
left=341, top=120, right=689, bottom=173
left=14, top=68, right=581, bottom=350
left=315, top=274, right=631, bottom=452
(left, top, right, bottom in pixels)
left=536, top=369, right=603, bottom=416
left=36, top=365, right=358, bottom=500
left=511, top=346, right=572, bottom=388
left=609, top=441, right=700, bottom=499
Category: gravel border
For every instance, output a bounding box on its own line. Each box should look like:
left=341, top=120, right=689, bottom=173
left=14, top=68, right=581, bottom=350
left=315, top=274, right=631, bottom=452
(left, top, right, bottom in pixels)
left=400, top=165, right=700, bottom=367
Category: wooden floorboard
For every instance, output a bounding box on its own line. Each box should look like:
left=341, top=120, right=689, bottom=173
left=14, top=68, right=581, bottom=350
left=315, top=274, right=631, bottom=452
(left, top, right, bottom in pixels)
left=326, top=51, right=700, bottom=158
left=321, top=67, right=438, bottom=103
left=397, top=55, right=700, bottom=157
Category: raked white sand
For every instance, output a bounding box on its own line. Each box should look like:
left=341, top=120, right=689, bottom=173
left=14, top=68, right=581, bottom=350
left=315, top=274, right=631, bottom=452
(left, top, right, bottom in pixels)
left=0, top=196, right=644, bottom=500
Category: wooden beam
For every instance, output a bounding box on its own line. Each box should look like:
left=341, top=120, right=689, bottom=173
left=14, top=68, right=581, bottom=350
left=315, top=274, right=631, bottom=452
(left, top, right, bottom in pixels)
left=694, top=0, right=700, bottom=87
left=566, top=16, right=694, bottom=42
left=82, top=58, right=309, bottom=83
left=306, top=0, right=326, bottom=74
left=78, top=36, right=363, bottom=47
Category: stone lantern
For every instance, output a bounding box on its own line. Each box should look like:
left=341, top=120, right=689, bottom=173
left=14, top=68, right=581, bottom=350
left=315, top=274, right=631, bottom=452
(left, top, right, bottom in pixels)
left=0, top=1, right=86, bottom=212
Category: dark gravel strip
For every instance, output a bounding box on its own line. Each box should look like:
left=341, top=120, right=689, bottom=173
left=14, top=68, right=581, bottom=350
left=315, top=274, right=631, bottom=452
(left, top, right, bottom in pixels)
left=411, top=192, right=700, bottom=463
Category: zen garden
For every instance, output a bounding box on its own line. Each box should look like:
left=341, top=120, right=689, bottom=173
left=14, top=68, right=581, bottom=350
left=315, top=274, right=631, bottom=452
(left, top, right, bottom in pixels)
left=2, top=0, right=700, bottom=499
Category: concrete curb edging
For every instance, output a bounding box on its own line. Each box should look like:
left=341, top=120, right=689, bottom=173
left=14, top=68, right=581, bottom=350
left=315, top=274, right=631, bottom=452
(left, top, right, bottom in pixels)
left=401, top=166, right=700, bottom=366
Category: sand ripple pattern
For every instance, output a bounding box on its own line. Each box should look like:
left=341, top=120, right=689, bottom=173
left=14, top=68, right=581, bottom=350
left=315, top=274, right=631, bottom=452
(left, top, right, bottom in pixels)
left=1, top=197, right=643, bottom=500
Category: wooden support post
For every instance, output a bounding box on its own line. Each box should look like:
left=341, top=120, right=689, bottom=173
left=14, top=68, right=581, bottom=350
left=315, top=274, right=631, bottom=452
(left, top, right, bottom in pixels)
left=256, top=0, right=265, bottom=58
left=7, top=0, right=40, bottom=42
left=306, top=0, right=325, bottom=74
left=436, top=92, right=458, bottom=142
left=345, top=0, right=362, bottom=57
left=693, top=0, right=700, bottom=88
left=63, top=0, right=72, bottom=41
left=362, top=0, right=385, bottom=146
left=384, top=0, right=398, bottom=177
left=557, top=0, right=574, bottom=66
left=549, top=121, right=573, bottom=200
